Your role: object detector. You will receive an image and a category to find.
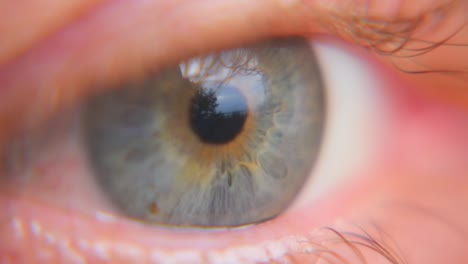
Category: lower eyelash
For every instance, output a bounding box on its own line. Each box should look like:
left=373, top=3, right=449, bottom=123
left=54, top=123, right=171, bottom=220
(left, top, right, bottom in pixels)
left=0, top=208, right=406, bottom=264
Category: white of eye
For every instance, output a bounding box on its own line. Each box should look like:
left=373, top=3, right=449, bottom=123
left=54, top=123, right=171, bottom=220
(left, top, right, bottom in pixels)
left=291, top=39, right=392, bottom=209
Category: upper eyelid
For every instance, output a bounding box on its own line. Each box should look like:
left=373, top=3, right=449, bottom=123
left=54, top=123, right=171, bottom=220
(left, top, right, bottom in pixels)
left=315, top=0, right=467, bottom=54
left=0, top=0, right=310, bottom=149
left=0, top=0, right=459, bottom=65
left=0, top=0, right=107, bottom=65
left=0, top=0, right=464, bottom=148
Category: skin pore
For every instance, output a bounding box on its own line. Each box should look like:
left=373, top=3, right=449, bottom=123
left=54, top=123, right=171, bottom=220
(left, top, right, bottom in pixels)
left=1, top=0, right=468, bottom=263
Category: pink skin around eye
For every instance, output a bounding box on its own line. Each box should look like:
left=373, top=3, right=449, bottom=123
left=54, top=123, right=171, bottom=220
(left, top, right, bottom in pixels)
left=1, top=1, right=468, bottom=264
left=0, top=0, right=106, bottom=65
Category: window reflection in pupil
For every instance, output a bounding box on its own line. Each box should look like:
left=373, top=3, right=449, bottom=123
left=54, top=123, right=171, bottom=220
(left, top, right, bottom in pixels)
left=190, top=87, right=248, bottom=144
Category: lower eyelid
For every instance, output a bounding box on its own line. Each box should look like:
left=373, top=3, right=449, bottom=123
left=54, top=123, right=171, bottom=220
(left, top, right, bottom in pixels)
left=2, top=176, right=393, bottom=264
left=0, top=184, right=358, bottom=263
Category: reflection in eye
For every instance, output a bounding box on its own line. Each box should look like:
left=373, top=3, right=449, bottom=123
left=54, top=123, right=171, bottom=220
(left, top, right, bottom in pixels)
left=83, top=38, right=325, bottom=227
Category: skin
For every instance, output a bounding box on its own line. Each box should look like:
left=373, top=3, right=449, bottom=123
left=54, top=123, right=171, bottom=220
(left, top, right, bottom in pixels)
left=1, top=0, right=468, bottom=263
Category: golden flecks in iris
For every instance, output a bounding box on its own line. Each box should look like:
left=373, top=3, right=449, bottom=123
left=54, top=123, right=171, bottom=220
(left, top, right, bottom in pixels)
left=148, top=202, right=159, bottom=215
left=156, top=88, right=260, bottom=186
left=141, top=59, right=290, bottom=187
left=197, top=112, right=256, bottom=166
left=237, top=161, right=260, bottom=175
left=177, top=133, right=255, bottom=186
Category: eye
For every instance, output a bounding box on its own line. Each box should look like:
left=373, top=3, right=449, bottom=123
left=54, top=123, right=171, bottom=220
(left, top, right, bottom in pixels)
left=1, top=34, right=392, bottom=260
left=2, top=0, right=467, bottom=262
left=5, top=38, right=339, bottom=227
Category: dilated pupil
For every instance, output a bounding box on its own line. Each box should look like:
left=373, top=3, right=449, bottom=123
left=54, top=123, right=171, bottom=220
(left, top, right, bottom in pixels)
left=190, top=87, right=248, bottom=144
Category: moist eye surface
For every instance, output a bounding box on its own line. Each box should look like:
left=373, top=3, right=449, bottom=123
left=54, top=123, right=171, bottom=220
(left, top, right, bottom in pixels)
left=83, top=38, right=326, bottom=228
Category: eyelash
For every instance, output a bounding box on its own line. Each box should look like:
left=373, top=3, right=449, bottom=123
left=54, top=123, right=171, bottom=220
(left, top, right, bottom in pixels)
left=308, top=0, right=467, bottom=77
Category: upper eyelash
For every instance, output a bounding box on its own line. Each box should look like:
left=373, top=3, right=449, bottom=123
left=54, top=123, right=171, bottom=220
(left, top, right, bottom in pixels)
left=311, top=0, right=468, bottom=75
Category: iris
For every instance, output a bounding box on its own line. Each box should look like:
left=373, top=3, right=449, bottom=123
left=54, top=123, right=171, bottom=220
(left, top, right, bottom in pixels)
left=83, top=38, right=326, bottom=227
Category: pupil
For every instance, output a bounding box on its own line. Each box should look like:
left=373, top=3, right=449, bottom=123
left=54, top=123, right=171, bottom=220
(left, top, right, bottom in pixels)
left=190, top=86, right=248, bottom=144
